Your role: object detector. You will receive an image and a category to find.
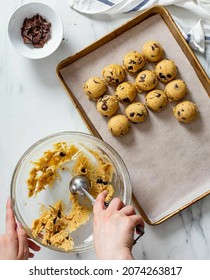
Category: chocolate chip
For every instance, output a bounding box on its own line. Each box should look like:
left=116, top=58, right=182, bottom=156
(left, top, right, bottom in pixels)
left=156, top=93, right=161, bottom=98
left=93, top=79, right=100, bottom=84
left=122, top=98, right=130, bottom=102
left=96, top=178, right=108, bottom=185
left=175, top=84, right=179, bottom=88
left=59, top=152, right=66, bottom=157
left=139, top=74, right=146, bottom=82
left=130, top=60, right=137, bottom=65
left=167, top=74, right=172, bottom=78
left=137, top=112, right=144, bottom=116
left=130, top=113, right=135, bottom=117
left=106, top=76, right=112, bottom=82
left=115, top=79, right=119, bottom=83
left=128, top=66, right=133, bottom=70
left=81, top=168, right=86, bottom=173
left=159, top=73, right=167, bottom=80
left=101, top=104, right=108, bottom=110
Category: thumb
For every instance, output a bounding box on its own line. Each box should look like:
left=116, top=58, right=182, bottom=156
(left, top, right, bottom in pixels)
left=17, top=222, right=29, bottom=260
left=6, top=197, right=17, bottom=238
left=93, top=191, right=107, bottom=214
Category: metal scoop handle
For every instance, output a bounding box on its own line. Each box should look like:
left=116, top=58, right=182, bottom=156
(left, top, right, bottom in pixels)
left=82, top=188, right=109, bottom=208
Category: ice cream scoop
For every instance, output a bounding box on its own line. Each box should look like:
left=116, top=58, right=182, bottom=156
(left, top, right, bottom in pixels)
left=69, top=175, right=109, bottom=207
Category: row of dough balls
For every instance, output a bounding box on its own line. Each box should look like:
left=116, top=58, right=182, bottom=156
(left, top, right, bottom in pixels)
left=83, top=58, right=178, bottom=100
left=107, top=99, right=198, bottom=136
left=108, top=100, right=198, bottom=137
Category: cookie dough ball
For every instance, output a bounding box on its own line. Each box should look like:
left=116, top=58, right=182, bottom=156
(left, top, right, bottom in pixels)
left=164, top=79, right=188, bottom=101
left=142, top=41, right=164, bottom=62
left=135, top=70, right=158, bottom=92
left=123, top=51, right=146, bottom=75
left=155, top=59, right=177, bottom=83
left=83, top=76, right=107, bottom=100
left=96, top=95, right=119, bottom=117
left=173, top=100, right=198, bottom=123
left=102, top=64, right=125, bottom=87
left=125, top=102, right=148, bottom=123
left=145, top=90, right=168, bottom=112
left=108, top=114, right=130, bottom=136
left=115, top=82, right=137, bottom=103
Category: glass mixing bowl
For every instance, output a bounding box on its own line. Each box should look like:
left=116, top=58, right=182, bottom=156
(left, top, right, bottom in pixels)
left=11, top=131, right=131, bottom=253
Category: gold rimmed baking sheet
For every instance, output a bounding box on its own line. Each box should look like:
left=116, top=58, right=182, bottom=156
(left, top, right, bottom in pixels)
left=56, top=6, right=210, bottom=225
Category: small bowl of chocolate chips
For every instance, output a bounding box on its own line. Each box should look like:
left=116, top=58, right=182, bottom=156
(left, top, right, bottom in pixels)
left=8, top=2, right=63, bottom=59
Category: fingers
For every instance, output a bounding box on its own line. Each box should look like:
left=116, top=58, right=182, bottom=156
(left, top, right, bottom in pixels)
left=120, top=205, right=136, bottom=216
left=28, top=240, right=41, bottom=259
left=107, top=197, right=125, bottom=211
left=93, top=191, right=108, bottom=214
left=16, top=223, right=29, bottom=259
left=28, top=239, right=41, bottom=251
left=6, top=197, right=17, bottom=238
left=120, top=205, right=145, bottom=235
left=94, top=194, right=145, bottom=235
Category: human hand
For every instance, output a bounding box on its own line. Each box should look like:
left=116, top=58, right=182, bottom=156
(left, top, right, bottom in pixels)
left=93, top=191, right=144, bottom=260
left=0, top=198, right=41, bottom=260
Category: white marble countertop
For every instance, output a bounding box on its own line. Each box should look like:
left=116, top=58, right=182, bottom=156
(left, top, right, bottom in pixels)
left=1, top=0, right=210, bottom=260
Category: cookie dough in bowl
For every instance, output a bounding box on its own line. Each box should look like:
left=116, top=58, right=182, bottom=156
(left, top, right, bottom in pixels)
left=142, top=41, right=164, bottom=62
left=164, top=79, right=188, bottom=101
left=145, top=89, right=168, bottom=112
left=83, top=76, right=107, bottom=100
left=102, top=64, right=125, bottom=86
left=125, top=102, right=148, bottom=123
left=135, top=70, right=158, bottom=93
left=173, top=100, right=199, bottom=123
left=123, top=50, right=146, bottom=75
left=96, top=95, right=119, bottom=117
left=11, top=132, right=132, bottom=253
left=115, top=82, right=137, bottom=103
left=155, top=59, right=177, bottom=83
left=108, top=114, right=130, bottom=136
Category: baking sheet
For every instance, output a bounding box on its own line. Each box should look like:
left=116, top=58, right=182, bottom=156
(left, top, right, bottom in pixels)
left=57, top=7, right=210, bottom=225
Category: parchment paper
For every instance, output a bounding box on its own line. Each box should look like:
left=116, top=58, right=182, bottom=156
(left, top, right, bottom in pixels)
left=59, top=14, right=210, bottom=224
